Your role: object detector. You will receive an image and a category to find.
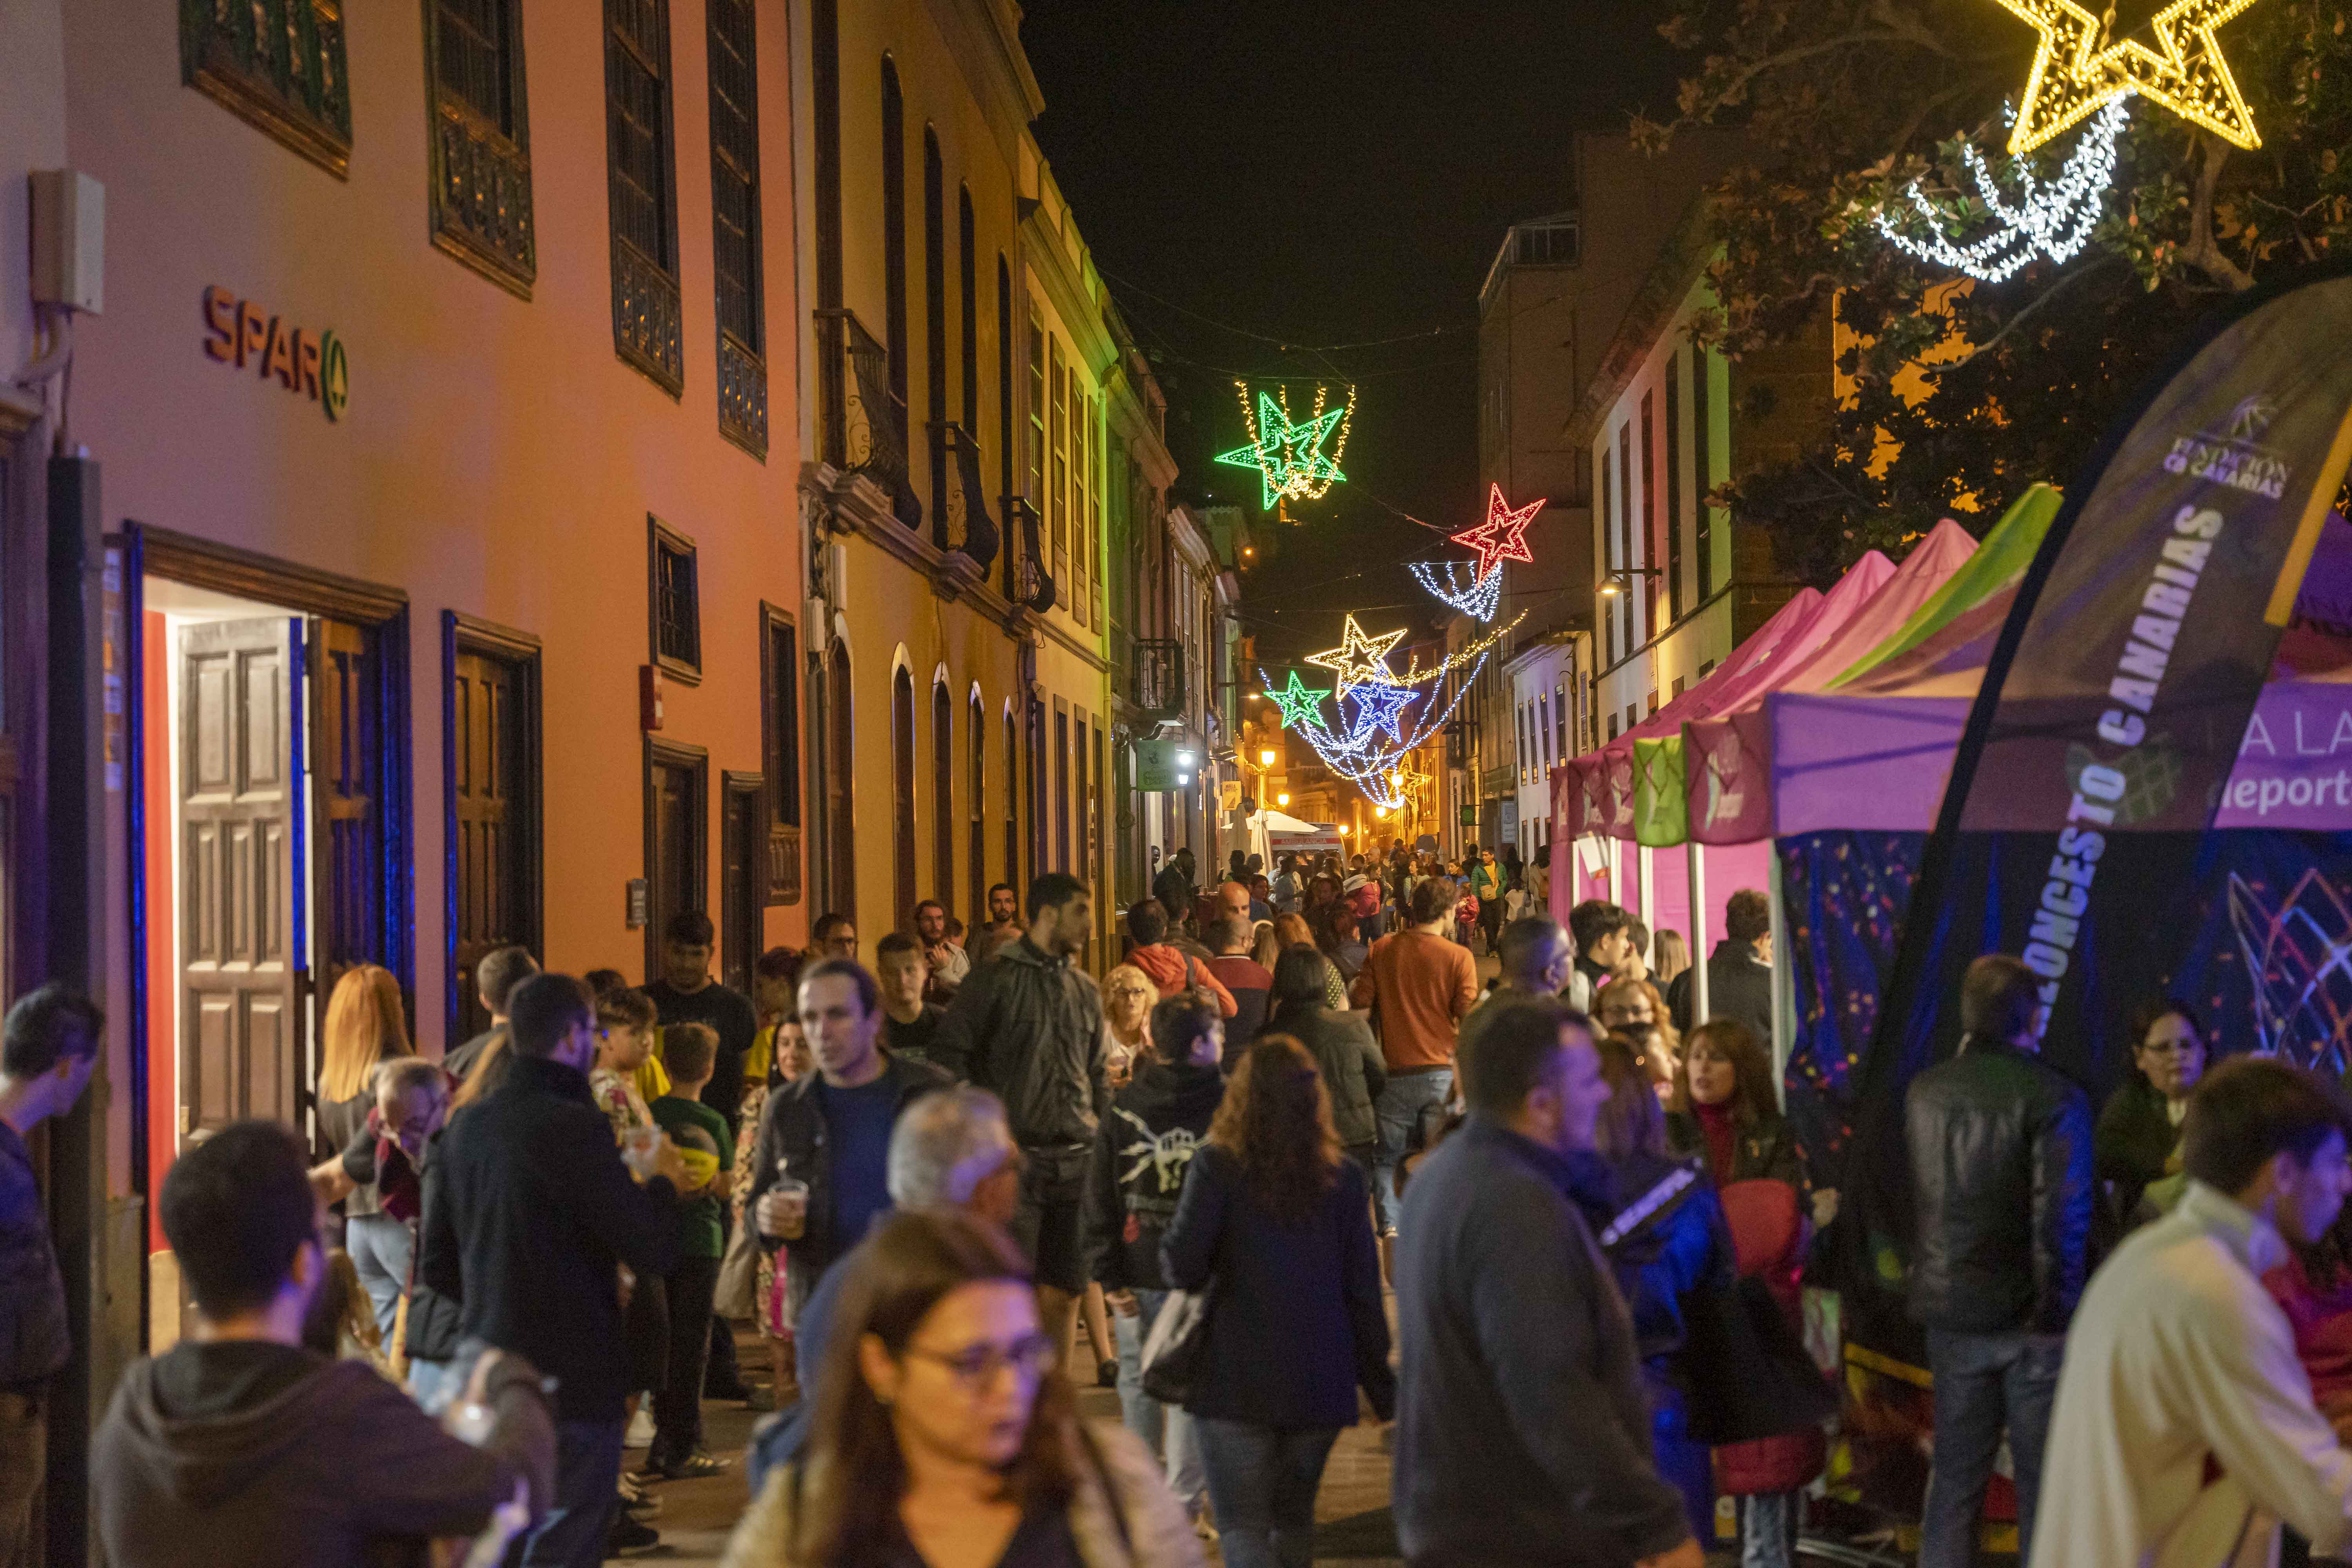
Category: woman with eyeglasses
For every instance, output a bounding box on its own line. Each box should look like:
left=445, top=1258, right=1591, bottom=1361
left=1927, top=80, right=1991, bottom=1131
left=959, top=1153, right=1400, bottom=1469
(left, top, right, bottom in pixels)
left=2096, top=998, right=2210, bottom=1227
left=720, top=1207, right=1203, bottom=1568
left=1160, top=1035, right=1393, bottom=1568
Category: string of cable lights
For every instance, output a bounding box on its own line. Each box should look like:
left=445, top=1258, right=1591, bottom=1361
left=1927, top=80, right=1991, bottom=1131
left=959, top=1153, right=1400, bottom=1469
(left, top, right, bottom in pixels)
left=1877, top=96, right=2129, bottom=282
left=1214, top=384, right=1355, bottom=508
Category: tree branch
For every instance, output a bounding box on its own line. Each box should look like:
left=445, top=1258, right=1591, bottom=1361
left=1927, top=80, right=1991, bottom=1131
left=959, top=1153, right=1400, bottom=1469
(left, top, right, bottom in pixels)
left=2180, top=133, right=2256, bottom=291
left=1921, top=253, right=2126, bottom=379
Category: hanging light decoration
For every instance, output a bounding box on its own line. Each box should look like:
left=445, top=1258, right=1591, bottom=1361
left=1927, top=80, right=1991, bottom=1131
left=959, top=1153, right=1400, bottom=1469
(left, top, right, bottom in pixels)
left=1213, top=385, right=1354, bottom=510
left=1991, top=0, right=2259, bottom=153
left=1877, top=96, right=2130, bottom=283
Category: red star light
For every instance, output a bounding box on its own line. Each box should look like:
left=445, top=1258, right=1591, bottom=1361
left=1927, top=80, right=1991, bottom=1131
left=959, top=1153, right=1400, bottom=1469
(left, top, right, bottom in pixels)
left=1449, top=485, right=1543, bottom=578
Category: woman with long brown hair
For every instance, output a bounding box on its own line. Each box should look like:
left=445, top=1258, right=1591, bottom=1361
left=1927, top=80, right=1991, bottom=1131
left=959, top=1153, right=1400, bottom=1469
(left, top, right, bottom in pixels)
left=1160, top=1036, right=1392, bottom=1568
left=719, top=1208, right=1201, bottom=1568
left=312, top=964, right=412, bottom=1340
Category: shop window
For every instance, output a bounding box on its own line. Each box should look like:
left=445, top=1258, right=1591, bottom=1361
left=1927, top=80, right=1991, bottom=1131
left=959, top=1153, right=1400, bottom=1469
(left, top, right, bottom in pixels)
left=181, top=0, right=352, bottom=177
left=426, top=0, right=534, bottom=294
left=605, top=0, right=683, bottom=393
left=648, top=517, right=701, bottom=681
left=709, top=0, right=766, bottom=456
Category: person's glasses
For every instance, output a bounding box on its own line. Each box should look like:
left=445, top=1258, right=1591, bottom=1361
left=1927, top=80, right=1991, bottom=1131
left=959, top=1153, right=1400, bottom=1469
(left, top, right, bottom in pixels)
left=905, top=1331, right=1058, bottom=1389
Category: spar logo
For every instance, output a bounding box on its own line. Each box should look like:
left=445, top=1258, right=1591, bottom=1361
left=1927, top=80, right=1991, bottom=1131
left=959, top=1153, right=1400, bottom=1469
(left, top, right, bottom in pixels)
left=2163, top=395, right=2288, bottom=499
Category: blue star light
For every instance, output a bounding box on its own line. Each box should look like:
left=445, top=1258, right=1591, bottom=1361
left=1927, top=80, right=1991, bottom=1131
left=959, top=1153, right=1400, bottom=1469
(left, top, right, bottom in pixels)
left=1345, top=680, right=1419, bottom=743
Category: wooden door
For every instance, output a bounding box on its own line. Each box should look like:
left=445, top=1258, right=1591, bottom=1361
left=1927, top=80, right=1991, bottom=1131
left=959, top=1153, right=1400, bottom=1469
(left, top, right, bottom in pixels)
left=178, top=617, right=300, bottom=1139
left=645, top=742, right=707, bottom=976
left=449, top=646, right=532, bottom=1040
left=308, top=617, right=382, bottom=997
left=720, top=773, right=764, bottom=991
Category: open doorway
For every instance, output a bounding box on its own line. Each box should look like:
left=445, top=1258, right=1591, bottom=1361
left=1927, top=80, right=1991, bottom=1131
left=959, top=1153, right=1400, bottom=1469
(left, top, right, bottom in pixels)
left=132, top=540, right=410, bottom=1351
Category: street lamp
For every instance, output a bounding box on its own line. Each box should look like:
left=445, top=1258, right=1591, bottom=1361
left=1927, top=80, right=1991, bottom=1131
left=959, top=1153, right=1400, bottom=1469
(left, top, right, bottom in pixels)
left=1259, top=748, right=1276, bottom=767
left=1277, top=793, right=1290, bottom=807
left=1597, top=567, right=1665, bottom=598
left=1337, top=824, right=1350, bottom=837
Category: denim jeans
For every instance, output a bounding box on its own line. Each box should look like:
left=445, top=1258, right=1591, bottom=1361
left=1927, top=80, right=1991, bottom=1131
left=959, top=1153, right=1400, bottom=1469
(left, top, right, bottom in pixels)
left=1372, top=1069, right=1452, bottom=1234
left=405, top=1356, right=466, bottom=1416
left=1740, top=1492, right=1797, bottom=1568
left=520, top=1417, right=624, bottom=1568
left=1111, top=1289, right=1205, bottom=1511
left=344, top=1211, right=413, bottom=1343
left=1193, top=1417, right=1341, bottom=1568
left=1920, top=1327, right=2063, bottom=1568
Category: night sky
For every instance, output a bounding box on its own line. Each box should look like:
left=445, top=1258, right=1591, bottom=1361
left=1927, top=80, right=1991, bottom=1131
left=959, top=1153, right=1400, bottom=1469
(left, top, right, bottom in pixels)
left=1020, top=0, right=1682, bottom=664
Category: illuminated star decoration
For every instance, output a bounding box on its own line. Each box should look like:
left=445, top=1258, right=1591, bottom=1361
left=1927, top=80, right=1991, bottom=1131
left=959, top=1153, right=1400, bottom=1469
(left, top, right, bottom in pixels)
left=1877, top=96, right=2129, bottom=282
left=1346, top=679, right=1420, bottom=743
left=1992, top=0, right=2261, bottom=154
left=1265, top=669, right=1333, bottom=729
left=1450, top=485, right=1543, bottom=577
left=1307, top=614, right=1408, bottom=697
left=1213, top=387, right=1352, bottom=510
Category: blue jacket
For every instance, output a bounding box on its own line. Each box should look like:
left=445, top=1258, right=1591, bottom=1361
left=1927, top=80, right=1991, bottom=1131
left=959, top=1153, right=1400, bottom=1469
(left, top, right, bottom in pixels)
left=1160, top=1143, right=1394, bottom=1428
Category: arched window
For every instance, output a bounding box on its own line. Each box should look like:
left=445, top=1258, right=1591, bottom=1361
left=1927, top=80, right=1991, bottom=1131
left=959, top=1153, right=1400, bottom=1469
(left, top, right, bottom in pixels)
left=931, top=676, right=953, bottom=915
left=923, top=128, right=947, bottom=532
left=958, top=188, right=978, bottom=431
left=880, top=56, right=907, bottom=403
left=826, top=639, right=856, bottom=923
left=892, top=666, right=916, bottom=926
left=968, top=691, right=986, bottom=924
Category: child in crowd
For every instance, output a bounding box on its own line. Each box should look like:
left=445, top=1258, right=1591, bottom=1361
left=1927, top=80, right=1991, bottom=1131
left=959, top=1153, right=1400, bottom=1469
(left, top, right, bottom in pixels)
left=644, top=1023, right=734, bottom=1479
left=590, top=987, right=660, bottom=1140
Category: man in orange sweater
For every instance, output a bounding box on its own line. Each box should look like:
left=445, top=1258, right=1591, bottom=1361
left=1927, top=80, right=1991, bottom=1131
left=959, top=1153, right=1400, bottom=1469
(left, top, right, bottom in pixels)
left=1352, top=877, right=1479, bottom=1244
left=1124, top=900, right=1237, bottom=1018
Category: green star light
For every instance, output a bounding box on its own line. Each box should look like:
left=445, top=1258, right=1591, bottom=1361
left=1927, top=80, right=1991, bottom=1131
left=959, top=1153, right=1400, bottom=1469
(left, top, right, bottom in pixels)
left=1266, top=669, right=1333, bottom=729
left=1215, top=391, right=1349, bottom=510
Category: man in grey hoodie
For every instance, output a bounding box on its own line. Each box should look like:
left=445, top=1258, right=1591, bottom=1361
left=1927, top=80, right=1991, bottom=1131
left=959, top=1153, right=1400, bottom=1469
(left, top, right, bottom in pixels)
left=93, top=1120, right=552, bottom=1568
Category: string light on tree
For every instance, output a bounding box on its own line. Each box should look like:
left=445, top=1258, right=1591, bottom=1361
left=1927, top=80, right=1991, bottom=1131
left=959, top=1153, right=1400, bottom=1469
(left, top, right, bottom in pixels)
left=1877, top=96, right=2129, bottom=282
left=1991, top=0, right=2261, bottom=153
left=1213, top=385, right=1354, bottom=510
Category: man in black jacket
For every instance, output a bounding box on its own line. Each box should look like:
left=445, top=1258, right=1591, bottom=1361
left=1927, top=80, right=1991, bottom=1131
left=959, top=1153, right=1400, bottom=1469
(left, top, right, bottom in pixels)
left=1667, top=887, right=1775, bottom=1043
left=746, top=958, right=951, bottom=1314
left=1905, top=953, right=2093, bottom=1568
left=1082, top=992, right=1225, bottom=1519
left=420, top=973, right=686, bottom=1568
left=936, top=870, right=1108, bottom=1363
left=1394, top=995, right=1699, bottom=1568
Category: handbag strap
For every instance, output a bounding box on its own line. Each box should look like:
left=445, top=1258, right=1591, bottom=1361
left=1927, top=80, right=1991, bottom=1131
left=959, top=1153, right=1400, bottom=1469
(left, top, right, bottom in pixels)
left=1599, top=1165, right=1698, bottom=1251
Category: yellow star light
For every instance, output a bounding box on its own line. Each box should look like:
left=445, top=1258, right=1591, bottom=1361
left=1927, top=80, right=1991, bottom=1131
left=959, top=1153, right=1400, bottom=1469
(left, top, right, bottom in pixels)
left=1307, top=614, right=1407, bottom=697
left=1993, top=0, right=2262, bottom=154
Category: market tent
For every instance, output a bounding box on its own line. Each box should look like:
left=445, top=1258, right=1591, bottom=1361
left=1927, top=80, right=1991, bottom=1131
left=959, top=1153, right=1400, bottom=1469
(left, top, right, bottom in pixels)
left=1246, top=808, right=1330, bottom=868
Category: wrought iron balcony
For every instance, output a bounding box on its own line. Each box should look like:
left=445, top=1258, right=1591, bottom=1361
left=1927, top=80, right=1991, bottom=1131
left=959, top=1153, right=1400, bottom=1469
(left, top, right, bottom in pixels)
left=816, top=308, right=915, bottom=522
left=1131, top=639, right=1185, bottom=720
left=930, top=422, right=1000, bottom=570
left=1002, top=496, right=1054, bottom=613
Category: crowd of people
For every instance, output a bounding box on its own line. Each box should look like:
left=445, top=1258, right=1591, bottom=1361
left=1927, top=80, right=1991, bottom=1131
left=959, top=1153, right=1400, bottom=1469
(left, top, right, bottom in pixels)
left=13, top=836, right=2352, bottom=1566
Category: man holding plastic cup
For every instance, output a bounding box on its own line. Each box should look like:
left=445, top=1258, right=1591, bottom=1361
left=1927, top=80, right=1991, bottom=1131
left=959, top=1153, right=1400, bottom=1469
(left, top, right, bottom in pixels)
left=745, top=957, right=951, bottom=1316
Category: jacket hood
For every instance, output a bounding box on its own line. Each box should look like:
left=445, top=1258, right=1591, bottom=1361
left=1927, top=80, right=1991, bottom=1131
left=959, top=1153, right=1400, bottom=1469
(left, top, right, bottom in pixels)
left=1129, top=945, right=1191, bottom=993
left=1120, top=1060, right=1224, bottom=1126
left=103, top=1350, right=359, bottom=1510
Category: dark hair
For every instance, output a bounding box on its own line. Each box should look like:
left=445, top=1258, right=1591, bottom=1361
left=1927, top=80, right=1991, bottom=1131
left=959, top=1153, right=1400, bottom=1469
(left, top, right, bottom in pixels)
left=664, top=910, right=716, bottom=947
left=801, top=956, right=880, bottom=1017
left=1497, top=916, right=1566, bottom=989
left=1623, top=916, right=1650, bottom=957
left=1460, top=996, right=1591, bottom=1115
left=2130, top=997, right=2204, bottom=1047
left=377, top=1057, right=449, bottom=1105
left=1126, top=898, right=1168, bottom=945
left=874, top=931, right=924, bottom=963
left=475, top=946, right=541, bottom=1014
left=664, top=1021, right=719, bottom=1082
left=1267, top=944, right=1334, bottom=1030
left=987, top=882, right=1017, bottom=904
left=1960, top=953, right=2042, bottom=1043
left=1673, top=1020, right=1778, bottom=1127
left=1149, top=992, right=1222, bottom=1065
left=582, top=968, right=628, bottom=999
left=754, top=946, right=806, bottom=984
left=2, top=984, right=103, bottom=1078
left=1567, top=900, right=1630, bottom=956
left=2183, top=1057, right=2352, bottom=1194
left=1594, top=1035, right=1668, bottom=1161
left=802, top=1211, right=1075, bottom=1561
left=1724, top=889, right=1771, bottom=944
left=1209, top=1036, right=1342, bottom=1224
left=813, top=912, right=855, bottom=943
left=507, top=973, right=595, bottom=1058
left=1409, top=877, right=1457, bottom=925
left=913, top=899, right=946, bottom=919
left=1210, top=913, right=1253, bottom=953
left=161, top=1120, right=316, bottom=1320
left=1026, top=871, right=1086, bottom=922
left=595, top=985, right=658, bottom=1033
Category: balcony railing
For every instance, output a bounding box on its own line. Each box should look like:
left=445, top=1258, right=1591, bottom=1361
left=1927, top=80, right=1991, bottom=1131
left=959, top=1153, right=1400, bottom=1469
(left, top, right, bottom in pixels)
left=1002, top=496, right=1054, bottom=612
left=930, top=422, right=1000, bottom=570
left=816, top=308, right=915, bottom=523
left=1131, top=639, right=1185, bottom=720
